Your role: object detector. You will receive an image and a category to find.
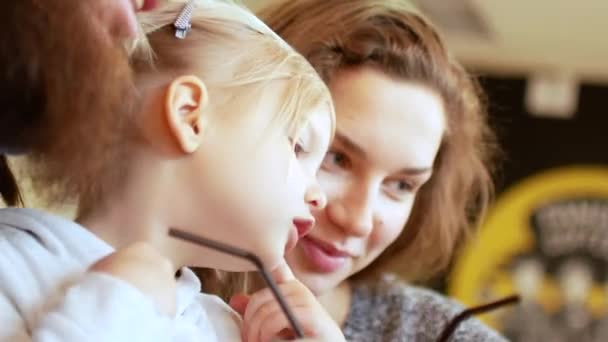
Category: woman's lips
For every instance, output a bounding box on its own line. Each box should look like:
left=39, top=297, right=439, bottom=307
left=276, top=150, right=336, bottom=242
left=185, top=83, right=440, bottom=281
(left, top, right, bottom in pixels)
left=299, top=236, right=349, bottom=273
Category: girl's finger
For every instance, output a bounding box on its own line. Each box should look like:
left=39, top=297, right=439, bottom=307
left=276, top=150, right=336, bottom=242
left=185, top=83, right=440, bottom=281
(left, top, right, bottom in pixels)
left=243, top=283, right=299, bottom=324
left=229, top=293, right=250, bottom=316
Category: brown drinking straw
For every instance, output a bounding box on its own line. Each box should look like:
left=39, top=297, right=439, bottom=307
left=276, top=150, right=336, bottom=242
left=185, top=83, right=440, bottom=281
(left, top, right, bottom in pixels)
left=436, top=294, right=520, bottom=342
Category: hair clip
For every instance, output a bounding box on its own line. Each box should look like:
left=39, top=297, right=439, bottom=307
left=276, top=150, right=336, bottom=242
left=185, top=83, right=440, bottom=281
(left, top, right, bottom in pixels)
left=174, top=0, right=196, bottom=39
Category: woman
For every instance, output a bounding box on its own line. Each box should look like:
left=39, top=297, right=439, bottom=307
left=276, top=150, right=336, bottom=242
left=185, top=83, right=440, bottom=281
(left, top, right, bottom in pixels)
left=256, top=0, right=505, bottom=340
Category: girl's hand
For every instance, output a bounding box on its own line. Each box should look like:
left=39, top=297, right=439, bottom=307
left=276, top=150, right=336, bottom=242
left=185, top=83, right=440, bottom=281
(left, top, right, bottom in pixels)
left=90, top=242, right=177, bottom=315
left=230, top=263, right=345, bottom=342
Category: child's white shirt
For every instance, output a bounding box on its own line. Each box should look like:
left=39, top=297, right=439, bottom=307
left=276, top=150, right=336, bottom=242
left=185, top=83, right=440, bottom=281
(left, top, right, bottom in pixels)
left=0, top=208, right=242, bottom=342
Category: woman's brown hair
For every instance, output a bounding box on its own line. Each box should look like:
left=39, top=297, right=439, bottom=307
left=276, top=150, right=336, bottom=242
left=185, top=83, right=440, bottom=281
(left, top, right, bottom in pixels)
left=260, top=0, right=498, bottom=281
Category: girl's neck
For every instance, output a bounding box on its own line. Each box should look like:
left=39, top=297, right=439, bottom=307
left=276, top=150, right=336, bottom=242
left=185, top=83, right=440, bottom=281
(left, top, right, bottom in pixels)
left=318, top=280, right=353, bottom=327
left=78, top=200, right=167, bottom=252
left=76, top=158, right=182, bottom=269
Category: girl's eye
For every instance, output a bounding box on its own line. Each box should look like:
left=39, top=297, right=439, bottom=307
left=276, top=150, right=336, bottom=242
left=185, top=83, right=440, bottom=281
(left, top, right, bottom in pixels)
left=290, top=137, right=308, bottom=157
left=294, top=142, right=304, bottom=155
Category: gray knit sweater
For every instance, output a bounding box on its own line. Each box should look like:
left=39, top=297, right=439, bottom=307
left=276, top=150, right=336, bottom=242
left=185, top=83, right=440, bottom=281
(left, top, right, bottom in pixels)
left=342, top=276, right=508, bottom=342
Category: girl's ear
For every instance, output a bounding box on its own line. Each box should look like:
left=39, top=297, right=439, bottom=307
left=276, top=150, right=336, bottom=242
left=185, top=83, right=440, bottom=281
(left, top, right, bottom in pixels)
left=164, top=75, right=210, bottom=153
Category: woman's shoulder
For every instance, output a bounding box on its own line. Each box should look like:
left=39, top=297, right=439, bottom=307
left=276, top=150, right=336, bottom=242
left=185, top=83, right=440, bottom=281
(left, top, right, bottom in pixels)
left=344, top=274, right=507, bottom=341
left=371, top=274, right=465, bottom=314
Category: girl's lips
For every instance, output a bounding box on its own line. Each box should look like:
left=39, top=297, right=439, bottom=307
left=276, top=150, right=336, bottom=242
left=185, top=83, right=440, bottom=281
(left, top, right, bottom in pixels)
left=293, top=217, right=315, bottom=238
left=285, top=218, right=315, bottom=253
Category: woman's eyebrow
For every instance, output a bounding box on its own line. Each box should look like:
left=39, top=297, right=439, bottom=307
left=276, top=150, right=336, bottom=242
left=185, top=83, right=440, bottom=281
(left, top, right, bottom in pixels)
left=334, top=132, right=366, bottom=158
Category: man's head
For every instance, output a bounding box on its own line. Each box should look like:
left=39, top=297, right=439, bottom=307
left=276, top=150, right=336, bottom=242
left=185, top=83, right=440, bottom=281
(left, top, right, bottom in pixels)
left=0, top=0, right=138, bottom=151
left=0, top=0, right=151, bottom=205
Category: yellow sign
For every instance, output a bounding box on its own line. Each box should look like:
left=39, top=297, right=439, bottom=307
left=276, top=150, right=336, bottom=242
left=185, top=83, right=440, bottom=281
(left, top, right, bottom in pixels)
left=449, top=166, right=608, bottom=339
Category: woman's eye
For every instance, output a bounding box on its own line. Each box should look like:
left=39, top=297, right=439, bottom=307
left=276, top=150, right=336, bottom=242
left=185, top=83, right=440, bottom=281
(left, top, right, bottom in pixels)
left=322, top=150, right=351, bottom=170
left=384, top=179, right=415, bottom=198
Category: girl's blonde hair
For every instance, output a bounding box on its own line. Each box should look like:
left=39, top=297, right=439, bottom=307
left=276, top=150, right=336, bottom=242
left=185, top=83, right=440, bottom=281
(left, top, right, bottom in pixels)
left=71, top=0, right=335, bottom=214
left=130, top=0, right=334, bottom=139
left=128, top=0, right=335, bottom=293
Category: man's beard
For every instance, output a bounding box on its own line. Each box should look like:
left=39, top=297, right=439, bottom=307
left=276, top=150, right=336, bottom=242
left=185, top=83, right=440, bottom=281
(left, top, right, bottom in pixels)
left=0, top=0, right=139, bottom=202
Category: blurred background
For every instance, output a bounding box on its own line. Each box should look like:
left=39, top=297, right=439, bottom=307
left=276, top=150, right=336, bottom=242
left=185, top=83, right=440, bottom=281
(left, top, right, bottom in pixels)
left=244, top=0, right=608, bottom=340
left=4, top=1, right=607, bottom=340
